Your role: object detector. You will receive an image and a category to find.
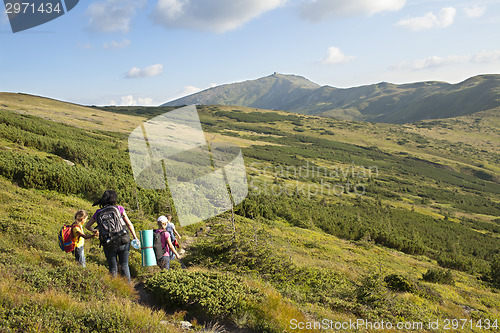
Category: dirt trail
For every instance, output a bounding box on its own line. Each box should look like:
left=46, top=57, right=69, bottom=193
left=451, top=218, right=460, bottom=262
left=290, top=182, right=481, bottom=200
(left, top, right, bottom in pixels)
left=134, top=281, right=163, bottom=310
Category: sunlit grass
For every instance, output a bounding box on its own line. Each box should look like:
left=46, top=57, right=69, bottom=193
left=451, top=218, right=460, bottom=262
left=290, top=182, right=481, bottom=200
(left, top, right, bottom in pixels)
left=0, top=92, right=145, bottom=133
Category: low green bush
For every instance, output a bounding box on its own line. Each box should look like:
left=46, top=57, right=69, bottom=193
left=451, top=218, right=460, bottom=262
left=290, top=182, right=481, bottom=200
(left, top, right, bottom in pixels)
left=144, top=269, right=311, bottom=333
left=384, top=274, right=415, bottom=293
left=490, top=255, right=500, bottom=287
left=422, top=268, right=454, bottom=285
left=356, top=273, right=387, bottom=306
left=144, top=269, right=257, bottom=321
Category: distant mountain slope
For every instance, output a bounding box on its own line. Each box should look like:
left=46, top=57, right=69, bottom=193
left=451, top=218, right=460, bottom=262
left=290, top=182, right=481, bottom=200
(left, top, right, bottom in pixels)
left=165, top=73, right=320, bottom=111
left=163, top=73, right=500, bottom=123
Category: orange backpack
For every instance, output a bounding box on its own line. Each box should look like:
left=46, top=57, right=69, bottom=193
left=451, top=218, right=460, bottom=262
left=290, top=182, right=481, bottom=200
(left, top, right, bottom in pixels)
left=58, top=225, right=75, bottom=252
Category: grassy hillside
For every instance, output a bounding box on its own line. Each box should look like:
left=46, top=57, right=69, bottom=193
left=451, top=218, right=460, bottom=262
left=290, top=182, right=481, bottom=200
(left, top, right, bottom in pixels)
left=0, top=177, right=185, bottom=333
left=1, top=95, right=499, bottom=331
left=0, top=92, right=145, bottom=133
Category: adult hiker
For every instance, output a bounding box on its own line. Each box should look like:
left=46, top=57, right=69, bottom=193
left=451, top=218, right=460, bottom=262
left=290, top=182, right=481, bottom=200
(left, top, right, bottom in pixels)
left=85, top=190, right=139, bottom=283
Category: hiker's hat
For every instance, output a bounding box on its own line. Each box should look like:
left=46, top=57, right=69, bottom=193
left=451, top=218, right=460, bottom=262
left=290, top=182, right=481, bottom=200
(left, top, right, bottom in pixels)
left=157, top=215, right=168, bottom=223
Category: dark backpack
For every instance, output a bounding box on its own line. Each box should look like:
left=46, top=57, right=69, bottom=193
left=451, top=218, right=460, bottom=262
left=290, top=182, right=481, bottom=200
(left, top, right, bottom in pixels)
left=96, top=206, right=128, bottom=248
left=153, top=229, right=168, bottom=262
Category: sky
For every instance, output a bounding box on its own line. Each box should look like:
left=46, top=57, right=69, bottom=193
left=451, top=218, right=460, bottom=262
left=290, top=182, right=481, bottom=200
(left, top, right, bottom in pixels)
left=1, top=0, right=499, bottom=106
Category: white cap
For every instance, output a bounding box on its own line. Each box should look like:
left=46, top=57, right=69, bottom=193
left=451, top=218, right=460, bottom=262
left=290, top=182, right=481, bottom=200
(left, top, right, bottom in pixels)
left=157, top=215, right=168, bottom=223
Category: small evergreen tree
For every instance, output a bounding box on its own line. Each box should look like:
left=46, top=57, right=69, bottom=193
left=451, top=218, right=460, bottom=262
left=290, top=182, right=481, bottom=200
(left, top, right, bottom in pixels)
left=491, top=255, right=500, bottom=287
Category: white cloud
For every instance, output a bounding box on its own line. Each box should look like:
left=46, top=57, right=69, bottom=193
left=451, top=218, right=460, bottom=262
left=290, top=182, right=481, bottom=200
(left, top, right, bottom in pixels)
left=120, top=95, right=136, bottom=106
left=125, top=64, right=164, bottom=78
left=392, top=49, right=500, bottom=71
left=299, top=0, right=405, bottom=21
left=103, top=39, right=131, bottom=49
left=321, top=47, right=355, bottom=65
left=86, top=0, right=146, bottom=33
left=180, top=85, right=203, bottom=96
left=472, top=49, right=500, bottom=63
left=164, top=85, right=212, bottom=102
left=464, top=5, right=486, bottom=18
left=152, top=0, right=286, bottom=33
left=397, top=7, right=456, bottom=31
left=119, top=95, right=156, bottom=106
left=411, top=55, right=468, bottom=70
left=138, top=97, right=155, bottom=105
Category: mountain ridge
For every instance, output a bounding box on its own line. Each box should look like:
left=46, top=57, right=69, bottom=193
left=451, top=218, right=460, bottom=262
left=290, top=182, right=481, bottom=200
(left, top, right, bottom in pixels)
left=163, top=73, right=500, bottom=123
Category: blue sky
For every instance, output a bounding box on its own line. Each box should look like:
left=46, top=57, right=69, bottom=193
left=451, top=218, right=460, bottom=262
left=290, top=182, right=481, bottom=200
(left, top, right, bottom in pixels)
left=1, top=0, right=499, bottom=106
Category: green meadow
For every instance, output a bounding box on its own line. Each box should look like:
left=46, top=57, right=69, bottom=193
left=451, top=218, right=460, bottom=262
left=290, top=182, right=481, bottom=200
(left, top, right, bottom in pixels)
left=0, top=93, right=499, bottom=332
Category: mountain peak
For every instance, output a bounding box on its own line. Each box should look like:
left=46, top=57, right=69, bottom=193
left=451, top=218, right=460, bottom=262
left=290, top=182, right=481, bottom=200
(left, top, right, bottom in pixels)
left=163, top=73, right=320, bottom=110
left=254, top=72, right=321, bottom=89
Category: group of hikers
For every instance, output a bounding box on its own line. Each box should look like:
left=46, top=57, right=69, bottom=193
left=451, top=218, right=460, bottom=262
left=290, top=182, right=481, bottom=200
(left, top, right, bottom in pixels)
left=66, top=190, right=181, bottom=283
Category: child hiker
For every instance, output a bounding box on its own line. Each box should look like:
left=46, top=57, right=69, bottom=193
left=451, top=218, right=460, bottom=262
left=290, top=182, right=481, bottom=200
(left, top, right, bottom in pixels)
left=155, top=216, right=180, bottom=270
left=72, top=210, right=98, bottom=268
left=160, top=215, right=181, bottom=256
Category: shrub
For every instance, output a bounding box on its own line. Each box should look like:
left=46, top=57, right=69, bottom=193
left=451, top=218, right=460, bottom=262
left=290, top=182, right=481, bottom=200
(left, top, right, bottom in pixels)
left=144, top=269, right=311, bottom=333
left=491, top=255, right=500, bottom=287
left=183, top=222, right=350, bottom=307
left=356, top=273, right=387, bottom=306
left=144, top=269, right=256, bottom=321
left=384, top=274, right=415, bottom=293
left=421, top=269, right=454, bottom=285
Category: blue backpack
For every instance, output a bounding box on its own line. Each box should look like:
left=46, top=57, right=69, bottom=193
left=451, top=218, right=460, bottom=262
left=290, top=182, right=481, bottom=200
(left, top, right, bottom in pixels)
left=165, top=223, right=179, bottom=248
